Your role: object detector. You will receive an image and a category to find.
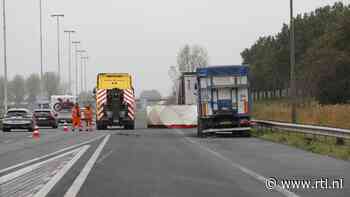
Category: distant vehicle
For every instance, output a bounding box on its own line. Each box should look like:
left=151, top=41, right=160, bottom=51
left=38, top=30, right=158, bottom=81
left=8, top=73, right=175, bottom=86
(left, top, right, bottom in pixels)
left=51, top=95, right=77, bottom=123
left=177, top=72, right=197, bottom=105
left=95, top=73, right=135, bottom=130
left=37, top=100, right=51, bottom=109
left=196, top=65, right=251, bottom=137
left=33, top=109, right=59, bottom=128
left=2, top=108, right=35, bottom=132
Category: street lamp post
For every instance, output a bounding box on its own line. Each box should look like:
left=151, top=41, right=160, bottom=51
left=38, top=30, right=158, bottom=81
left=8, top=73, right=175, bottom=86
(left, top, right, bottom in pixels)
left=38, top=0, right=45, bottom=100
left=64, top=30, right=75, bottom=94
left=290, top=0, right=297, bottom=123
left=81, top=56, right=89, bottom=92
left=39, top=0, right=43, bottom=82
left=76, top=50, right=86, bottom=94
left=2, top=0, right=8, bottom=112
left=72, top=41, right=81, bottom=97
left=51, top=14, right=64, bottom=82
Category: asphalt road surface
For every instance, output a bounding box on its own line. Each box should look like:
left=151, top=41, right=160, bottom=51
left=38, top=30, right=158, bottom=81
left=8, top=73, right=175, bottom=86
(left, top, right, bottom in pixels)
left=0, top=112, right=349, bottom=197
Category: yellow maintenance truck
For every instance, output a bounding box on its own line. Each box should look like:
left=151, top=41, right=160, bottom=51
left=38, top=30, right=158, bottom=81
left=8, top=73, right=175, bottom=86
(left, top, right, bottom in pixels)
left=94, top=73, right=135, bottom=130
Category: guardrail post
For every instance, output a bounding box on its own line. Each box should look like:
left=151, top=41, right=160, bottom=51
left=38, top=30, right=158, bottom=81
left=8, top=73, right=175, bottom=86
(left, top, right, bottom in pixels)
left=336, top=137, right=345, bottom=146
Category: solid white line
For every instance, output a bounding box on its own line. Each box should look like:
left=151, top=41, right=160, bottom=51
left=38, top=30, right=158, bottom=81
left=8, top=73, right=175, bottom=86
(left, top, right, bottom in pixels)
left=64, top=134, right=111, bottom=197
left=203, top=127, right=251, bottom=133
left=34, top=145, right=90, bottom=197
left=174, top=129, right=299, bottom=197
left=0, top=145, right=88, bottom=184
left=0, top=134, right=106, bottom=174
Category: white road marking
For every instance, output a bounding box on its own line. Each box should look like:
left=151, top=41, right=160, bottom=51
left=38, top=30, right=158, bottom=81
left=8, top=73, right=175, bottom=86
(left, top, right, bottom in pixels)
left=175, top=129, right=300, bottom=197
left=96, top=150, right=113, bottom=164
left=64, top=134, right=111, bottom=197
left=0, top=145, right=88, bottom=184
left=0, top=134, right=105, bottom=174
left=34, top=145, right=89, bottom=197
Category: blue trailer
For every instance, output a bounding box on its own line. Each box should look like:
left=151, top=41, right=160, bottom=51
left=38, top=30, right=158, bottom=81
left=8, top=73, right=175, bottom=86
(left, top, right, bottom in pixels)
left=196, top=65, right=251, bottom=137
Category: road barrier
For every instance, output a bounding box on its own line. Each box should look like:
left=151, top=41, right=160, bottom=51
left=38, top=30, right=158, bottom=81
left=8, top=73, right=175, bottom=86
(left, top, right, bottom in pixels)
left=147, top=105, right=197, bottom=128
left=253, top=120, right=350, bottom=144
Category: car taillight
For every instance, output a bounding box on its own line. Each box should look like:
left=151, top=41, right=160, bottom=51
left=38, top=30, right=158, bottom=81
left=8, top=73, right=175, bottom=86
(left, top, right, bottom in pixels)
left=240, top=119, right=250, bottom=126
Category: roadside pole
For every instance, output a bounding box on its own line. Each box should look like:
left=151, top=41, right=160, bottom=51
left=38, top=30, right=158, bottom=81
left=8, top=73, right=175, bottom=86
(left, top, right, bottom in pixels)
left=2, top=0, right=8, bottom=112
left=290, top=0, right=297, bottom=123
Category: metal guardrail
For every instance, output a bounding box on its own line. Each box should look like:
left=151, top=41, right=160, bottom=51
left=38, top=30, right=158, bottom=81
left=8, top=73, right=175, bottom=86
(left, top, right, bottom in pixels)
left=253, top=120, right=350, bottom=140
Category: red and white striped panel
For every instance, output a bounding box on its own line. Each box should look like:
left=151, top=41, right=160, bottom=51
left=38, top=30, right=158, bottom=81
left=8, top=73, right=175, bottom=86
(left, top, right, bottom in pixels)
left=96, top=89, right=107, bottom=120
left=123, top=89, right=135, bottom=120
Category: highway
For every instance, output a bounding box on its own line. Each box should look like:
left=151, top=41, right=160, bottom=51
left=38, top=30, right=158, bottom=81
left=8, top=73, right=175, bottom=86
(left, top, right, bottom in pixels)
left=0, top=112, right=349, bottom=197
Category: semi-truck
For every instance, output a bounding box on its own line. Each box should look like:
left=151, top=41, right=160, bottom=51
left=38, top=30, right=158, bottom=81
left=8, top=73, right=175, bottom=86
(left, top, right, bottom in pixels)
left=95, top=73, right=135, bottom=130
left=196, top=65, right=251, bottom=137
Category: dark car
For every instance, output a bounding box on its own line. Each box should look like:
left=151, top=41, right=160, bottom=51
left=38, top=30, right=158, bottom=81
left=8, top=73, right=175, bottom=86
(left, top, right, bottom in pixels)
left=2, top=108, right=35, bottom=132
left=34, top=109, right=59, bottom=128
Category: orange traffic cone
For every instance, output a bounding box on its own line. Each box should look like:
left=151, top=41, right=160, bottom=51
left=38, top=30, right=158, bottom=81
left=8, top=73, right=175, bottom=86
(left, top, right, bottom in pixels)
left=63, top=121, right=69, bottom=132
left=32, top=126, right=40, bottom=138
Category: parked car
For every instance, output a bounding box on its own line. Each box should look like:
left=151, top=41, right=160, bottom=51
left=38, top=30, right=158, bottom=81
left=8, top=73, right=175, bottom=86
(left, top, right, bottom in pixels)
left=33, top=109, right=59, bottom=128
left=2, top=108, right=35, bottom=132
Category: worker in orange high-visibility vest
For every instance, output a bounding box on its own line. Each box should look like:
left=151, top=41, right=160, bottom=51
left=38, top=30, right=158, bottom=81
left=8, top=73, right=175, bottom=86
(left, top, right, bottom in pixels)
left=71, top=103, right=82, bottom=132
left=84, top=104, right=94, bottom=131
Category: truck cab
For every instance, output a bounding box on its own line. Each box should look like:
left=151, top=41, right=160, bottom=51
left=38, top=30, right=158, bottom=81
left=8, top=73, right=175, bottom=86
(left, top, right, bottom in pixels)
left=196, top=65, right=251, bottom=137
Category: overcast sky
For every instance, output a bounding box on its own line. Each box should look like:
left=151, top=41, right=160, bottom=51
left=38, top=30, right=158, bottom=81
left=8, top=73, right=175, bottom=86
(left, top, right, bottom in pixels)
left=0, top=0, right=347, bottom=97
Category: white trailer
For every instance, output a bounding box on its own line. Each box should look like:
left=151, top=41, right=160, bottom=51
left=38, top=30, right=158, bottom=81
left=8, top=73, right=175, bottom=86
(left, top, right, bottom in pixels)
left=50, top=95, right=77, bottom=123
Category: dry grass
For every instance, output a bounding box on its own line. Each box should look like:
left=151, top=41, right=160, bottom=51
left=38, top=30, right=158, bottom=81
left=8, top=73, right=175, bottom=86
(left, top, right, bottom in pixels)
left=253, top=99, right=350, bottom=129
left=251, top=129, right=350, bottom=160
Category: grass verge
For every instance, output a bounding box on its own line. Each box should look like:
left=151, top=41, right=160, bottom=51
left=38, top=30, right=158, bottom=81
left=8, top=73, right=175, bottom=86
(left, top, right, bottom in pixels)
left=251, top=129, right=350, bottom=160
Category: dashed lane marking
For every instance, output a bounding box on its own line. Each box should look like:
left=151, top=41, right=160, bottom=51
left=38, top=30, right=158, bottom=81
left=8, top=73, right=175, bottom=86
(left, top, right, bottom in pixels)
left=174, top=129, right=300, bottom=197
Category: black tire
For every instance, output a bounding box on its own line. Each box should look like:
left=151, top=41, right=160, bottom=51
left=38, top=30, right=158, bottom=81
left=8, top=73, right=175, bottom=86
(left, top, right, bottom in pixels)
left=197, top=119, right=204, bottom=138
left=53, top=124, right=58, bottom=129
left=125, top=121, right=135, bottom=130
left=96, top=122, right=107, bottom=130
left=28, top=128, right=34, bottom=132
left=2, top=128, right=10, bottom=132
left=96, top=124, right=103, bottom=130
left=242, top=131, right=251, bottom=137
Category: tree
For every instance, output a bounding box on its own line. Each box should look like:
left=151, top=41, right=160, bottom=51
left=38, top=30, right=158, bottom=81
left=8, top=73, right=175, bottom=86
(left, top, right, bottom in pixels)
left=43, top=72, right=60, bottom=98
left=139, top=90, right=162, bottom=101
left=241, top=2, right=350, bottom=104
left=26, top=73, right=41, bottom=104
left=177, top=44, right=208, bottom=73
left=168, top=65, right=180, bottom=97
left=9, top=75, right=25, bottom=105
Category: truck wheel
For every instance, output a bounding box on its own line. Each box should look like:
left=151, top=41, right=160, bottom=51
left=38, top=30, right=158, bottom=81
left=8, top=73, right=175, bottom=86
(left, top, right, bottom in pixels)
left=125, top=122, right=135, bottom=130
left=2, top=128, right=10, bottom=132
left=96, top=123, right=104, bottom=130
left=129, top=121, right=135, bottom=130
left=197, top=119, right=204, bottom=138
left=242, top=131, right=251, bottom=137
